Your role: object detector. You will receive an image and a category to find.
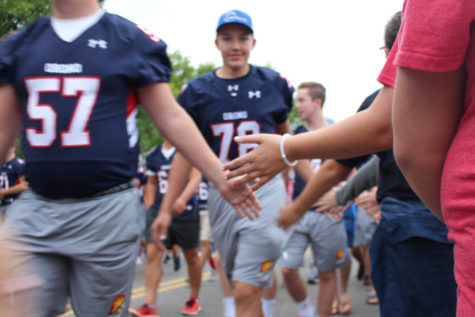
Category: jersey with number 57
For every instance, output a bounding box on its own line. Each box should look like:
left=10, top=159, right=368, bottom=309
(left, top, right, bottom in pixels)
left=0, top=13, right=172, bottom=199
left=177, top=65, right=294, bottom=163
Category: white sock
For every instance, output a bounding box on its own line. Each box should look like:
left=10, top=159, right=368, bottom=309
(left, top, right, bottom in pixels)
left=297, top=297, right=315, bottom=317
left=261, top=298, right=276, bottom=317
left=223, top=296, right=235, bottom=317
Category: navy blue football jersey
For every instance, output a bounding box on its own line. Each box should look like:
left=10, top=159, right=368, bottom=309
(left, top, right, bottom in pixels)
left=178, top=66, right=294, bottom=162
left=0, top=157, right=25, bottom=206
left=197, top=177, right=209, bottom=211
left=0, top=13, right=172, bottom=198
left=146, top=145, right=196, bottom=218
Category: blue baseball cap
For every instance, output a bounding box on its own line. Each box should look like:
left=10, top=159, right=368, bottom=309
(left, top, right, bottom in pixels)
left=216, top=9, right=253, bottom=33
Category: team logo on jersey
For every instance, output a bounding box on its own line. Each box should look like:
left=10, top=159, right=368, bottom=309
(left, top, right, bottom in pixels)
left=228, top=84, right=239, bottom=97
left=248, top=90, right=261, bottom=99
left=260, top=259, right=274, bottom=273
left=88, top=39, right=108, bottom=49
left=109, top=294, right=126, bottom=314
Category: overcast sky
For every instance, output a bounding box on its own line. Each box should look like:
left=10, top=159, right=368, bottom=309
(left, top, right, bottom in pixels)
left=103, top=0, right=404, bottom=122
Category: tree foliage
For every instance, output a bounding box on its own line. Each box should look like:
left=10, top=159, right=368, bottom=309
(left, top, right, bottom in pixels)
left=0, top=0, right=51, bottom=37
left=137, top=51, right=215, bottom=154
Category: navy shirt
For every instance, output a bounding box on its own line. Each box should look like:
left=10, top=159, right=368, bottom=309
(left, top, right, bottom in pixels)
left=0, top=157, right=25, bottom=206
left=0, top=13, right=172, bottom=198
left=178, top=65, right=294, bottom=162
left=337, top=90, right=420, bottom=203
left=145, top=145, right=196, bottom=218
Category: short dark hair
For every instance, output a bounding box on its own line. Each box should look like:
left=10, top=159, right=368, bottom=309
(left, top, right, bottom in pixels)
left=384, top=11, right=401, bottom=50
left=298, top=82, right=326, bottom=105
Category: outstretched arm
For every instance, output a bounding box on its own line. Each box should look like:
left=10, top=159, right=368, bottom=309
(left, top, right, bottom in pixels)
left=278, top=159, right=352, bottom=229
left=224, top=86, right=394, bottom=190
left=139, top=82, right=261, bottom=219
left=393, top=67, right=464, bottom=220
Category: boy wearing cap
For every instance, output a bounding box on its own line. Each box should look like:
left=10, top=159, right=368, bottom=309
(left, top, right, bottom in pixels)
left=153, top=9, right=312, bottom=317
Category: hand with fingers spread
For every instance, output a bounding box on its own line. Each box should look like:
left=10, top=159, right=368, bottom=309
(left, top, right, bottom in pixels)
left=223, top=134, right=289, bottom=191
left=216, top=176, right=262, bottom=220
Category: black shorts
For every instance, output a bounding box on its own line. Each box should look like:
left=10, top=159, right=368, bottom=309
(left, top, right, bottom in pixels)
left=144, top=206, right=199, bottom=250
left=163, top=219, right=200, bottom=250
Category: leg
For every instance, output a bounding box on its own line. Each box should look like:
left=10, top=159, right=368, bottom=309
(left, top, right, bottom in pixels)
left=233, top=281, right=263, bottom=317
left=318, top=270, right=338, bottom=317
left=183, top=247, right=202, bottom=300
left=261, top=270, right=278, bottom=317
left=337, top=264, right=352, bottom=315
left=143, top=243, right=164, bottom=305
left=33, top=253, right=70, bottom=317
left=281, top=267, right=307, bottom=302
left=215, top=252, right=235, bottom=317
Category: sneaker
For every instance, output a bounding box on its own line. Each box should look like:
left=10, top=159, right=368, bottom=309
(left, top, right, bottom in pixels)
left=181, top=299, right=202, bottom=315
left=307, top=268, right=319, bottom=285
left=129, top=303, right=159, bottom=317
left=163, top=253, right=171, bottom=264
left=174, top=256, right=181, bottom=272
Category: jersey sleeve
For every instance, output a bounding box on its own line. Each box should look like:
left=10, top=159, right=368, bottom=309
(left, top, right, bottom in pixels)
left=395, top=0, right=473, bottom=72
left=130, top=24, right=172, bottom=87
left=273, top=74, right=295, bottom=123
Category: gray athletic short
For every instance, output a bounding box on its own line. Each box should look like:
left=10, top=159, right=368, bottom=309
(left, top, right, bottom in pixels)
left=280, top=211, right=351, bottom=272
left=353, top=206, right=377, bottom=247
left=208, top=176, right=287, bottom=288
left=4, top=187, right=145, bottom=317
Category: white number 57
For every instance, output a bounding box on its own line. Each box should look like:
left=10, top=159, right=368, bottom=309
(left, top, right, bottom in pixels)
left=25, top=76, right=100, bottom=148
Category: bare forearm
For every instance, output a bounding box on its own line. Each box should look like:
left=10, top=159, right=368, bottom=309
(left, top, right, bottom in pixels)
left=294, top=160, right=352, bottom=215
left=159, top=153, right=192, bottom=215
left=286, top=87, right=394, bottom=162
left=176, top=167, right=201, bottom=204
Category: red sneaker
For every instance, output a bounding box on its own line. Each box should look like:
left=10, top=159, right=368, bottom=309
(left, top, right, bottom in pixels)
left=129, top=303, right=159, bottom=317
left=181, top=299, right=202, bottom=315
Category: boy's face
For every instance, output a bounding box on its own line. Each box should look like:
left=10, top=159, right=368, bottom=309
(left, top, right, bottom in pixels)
left=215, top=24, right=255, bottom=71
left=295, top=88, right=319, bottom=120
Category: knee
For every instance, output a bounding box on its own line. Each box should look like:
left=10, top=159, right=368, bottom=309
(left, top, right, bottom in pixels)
left=319, top=270, right=336, bottom=283
left=233, top=284, right=261, bottom=305
left=281, top=267, right=297, bottom=280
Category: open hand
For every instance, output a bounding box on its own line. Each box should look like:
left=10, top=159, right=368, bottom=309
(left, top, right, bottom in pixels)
left=223, top=134, right=287, bottom=191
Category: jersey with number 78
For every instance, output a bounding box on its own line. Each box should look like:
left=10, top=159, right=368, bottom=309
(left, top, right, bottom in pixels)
left=0, top=13, right=172, bottom=198
left=177, top=65, right=294, bottom=163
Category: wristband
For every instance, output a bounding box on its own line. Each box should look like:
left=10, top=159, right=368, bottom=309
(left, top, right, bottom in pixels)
left=280, top=133, right=297, bottom=167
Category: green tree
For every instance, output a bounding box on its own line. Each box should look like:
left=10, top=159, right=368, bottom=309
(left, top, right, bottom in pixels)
left=137, top=51, right=215, bottom=154
left=0, top=0, right=51, bottom=37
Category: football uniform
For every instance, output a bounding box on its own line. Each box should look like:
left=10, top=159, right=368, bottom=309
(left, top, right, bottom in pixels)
left=198, top=178, right=214, bottom=242
left=280, top=124, right=351, bottom=272
left=0, top=11, right=170, bottom=317
left=0, top=157, right=25, bottom=206
left=178, top=65, right=293, bottom=287
left=143, top=145, right=199, bottom=249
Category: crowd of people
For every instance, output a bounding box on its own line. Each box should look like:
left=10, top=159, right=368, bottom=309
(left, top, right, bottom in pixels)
left=0, top=0, right=473, bottom=317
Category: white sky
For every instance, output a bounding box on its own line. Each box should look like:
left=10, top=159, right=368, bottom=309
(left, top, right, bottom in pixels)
left=103, top=0, right=404, bottom=122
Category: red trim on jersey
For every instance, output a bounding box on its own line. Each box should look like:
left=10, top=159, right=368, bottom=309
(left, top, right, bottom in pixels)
left=126, top=90, right=139, bottom=118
